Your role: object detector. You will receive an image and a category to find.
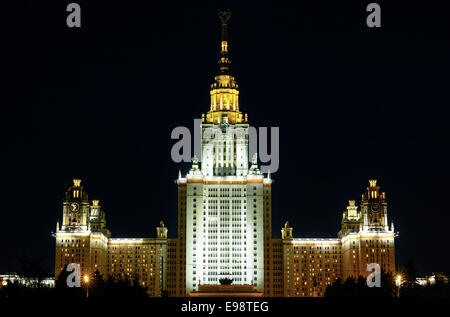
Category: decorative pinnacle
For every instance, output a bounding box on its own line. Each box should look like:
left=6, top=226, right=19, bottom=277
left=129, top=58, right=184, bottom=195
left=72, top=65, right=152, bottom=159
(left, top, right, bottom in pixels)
left=348, top=200, right=356, bottom=206
left=217, top=9, right=232, bottom=74
left=369, top=179, right=377, bottom=187
left=218, top=9, right=231, bottom=27
left=73, top=179, right=81, bottom=187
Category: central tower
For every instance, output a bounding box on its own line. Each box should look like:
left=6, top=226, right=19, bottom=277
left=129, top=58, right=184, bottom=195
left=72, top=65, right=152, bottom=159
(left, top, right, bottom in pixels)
left=177, top=10, right=272, bottom=295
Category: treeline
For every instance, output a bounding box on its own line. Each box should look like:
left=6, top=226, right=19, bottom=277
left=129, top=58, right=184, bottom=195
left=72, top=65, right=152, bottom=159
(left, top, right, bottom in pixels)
left=324, top=272, right=396, bottom=297
left=0, top=257, right=153, bottom=303
left=1, top=269, right=151, bottom=303
left=325, top=260, right=450, bottom=297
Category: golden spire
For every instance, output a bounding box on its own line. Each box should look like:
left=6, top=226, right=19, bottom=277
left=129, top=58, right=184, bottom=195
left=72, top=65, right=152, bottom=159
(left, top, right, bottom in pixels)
left=204, top=9, right=247, bottom=125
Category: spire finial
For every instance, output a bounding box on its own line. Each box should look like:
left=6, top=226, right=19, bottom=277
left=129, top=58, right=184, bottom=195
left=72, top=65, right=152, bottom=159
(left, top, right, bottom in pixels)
left=217, top=9, right=232, bottom=74
left=218, top=9, right=231, bottom=32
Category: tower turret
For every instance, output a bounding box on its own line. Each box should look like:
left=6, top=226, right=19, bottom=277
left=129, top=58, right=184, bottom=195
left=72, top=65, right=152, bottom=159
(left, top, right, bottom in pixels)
left=338, top=200, right=362, bottom=238
left=281, top=221, right=293, bottom=240
left=61, top=178, right=90, bottom=231
left=89, top=199, right=110, bottom=236
left=157, top=221, right=168, bottom=239
left=361, top=179, right=389, bottom=231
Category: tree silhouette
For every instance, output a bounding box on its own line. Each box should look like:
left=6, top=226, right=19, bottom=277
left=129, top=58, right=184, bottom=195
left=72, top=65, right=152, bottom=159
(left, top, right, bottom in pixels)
left=400, top=258, right=419, bottom=297
left=325, top=271, right=395, bottom=297
left=54, top=264, right=83, bottom=299
left=18, top=255, right=48, bottom=287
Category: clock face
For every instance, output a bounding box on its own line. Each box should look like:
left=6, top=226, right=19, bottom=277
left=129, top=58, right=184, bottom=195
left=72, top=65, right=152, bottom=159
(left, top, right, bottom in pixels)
left=70, top=202, right=80, bottom=212
left=371, top=201, right=380, bottom=212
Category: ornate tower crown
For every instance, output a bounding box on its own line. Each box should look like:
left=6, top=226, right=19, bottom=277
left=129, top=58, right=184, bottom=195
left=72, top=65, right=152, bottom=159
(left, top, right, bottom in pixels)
left=366, top=179, right=380, bottom=200
left=346, top=200, right=359, bottom=219
left=204, top=9, right=247, bottom=125
left=67, top=178, right=88, bottom=201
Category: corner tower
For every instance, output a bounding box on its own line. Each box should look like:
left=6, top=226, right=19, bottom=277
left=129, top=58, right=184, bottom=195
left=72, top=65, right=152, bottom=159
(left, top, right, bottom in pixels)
left=61, top=179, right=90, bottom=231
left=340, top=180, right=396, bottom=280
left=55, top=179, right=94, bottom=279
left=361, top=179, right=389, bottom=231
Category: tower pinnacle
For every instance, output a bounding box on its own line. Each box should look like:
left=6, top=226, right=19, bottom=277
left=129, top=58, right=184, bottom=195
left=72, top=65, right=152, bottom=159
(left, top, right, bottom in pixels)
left=218, top=9, right=231, bottom=74
left=203, top=9, right=247, bottom=125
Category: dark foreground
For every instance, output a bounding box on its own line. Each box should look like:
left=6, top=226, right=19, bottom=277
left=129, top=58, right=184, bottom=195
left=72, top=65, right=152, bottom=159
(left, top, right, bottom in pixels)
left=1, top=295, right=449, bottom=315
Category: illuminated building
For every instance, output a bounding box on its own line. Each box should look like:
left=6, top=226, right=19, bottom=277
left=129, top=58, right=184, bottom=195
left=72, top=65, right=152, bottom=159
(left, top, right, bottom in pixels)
left=281, top=180, right=396, bottom=297
left=171, top=10, right=271, bottom=296
left=54, top=11, right=396, bottom=297
left=0, top=274, right=55, bottom=288
left=54, top=179, right=168, bottom=296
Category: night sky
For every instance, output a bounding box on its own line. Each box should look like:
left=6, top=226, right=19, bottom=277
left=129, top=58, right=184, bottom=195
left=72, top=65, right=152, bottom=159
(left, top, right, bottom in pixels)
left=2, top=1, right=450, bottom=276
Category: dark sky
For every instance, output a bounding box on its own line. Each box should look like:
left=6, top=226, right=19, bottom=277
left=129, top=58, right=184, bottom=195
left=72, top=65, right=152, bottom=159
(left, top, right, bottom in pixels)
left=2, top=1, right=449, bottom=276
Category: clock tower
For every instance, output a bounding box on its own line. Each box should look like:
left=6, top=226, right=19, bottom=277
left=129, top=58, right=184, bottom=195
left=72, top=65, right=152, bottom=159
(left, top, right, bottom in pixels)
left=361, top=179, right=389, bottom=232
left=61, top=179, right=90, bottom=231
left=55, top=179, right=94, bottom=280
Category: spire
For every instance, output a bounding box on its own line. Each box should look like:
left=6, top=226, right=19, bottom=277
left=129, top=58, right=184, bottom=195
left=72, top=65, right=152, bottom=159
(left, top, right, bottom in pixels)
left=218, top=9, right=231, bottom=74
left=204, top=9, right=246, bottom=124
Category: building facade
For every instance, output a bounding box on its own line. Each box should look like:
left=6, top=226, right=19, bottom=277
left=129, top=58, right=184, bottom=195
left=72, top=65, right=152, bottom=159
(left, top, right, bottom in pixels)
left=54, top=180, right=168, bottom=296
left=54, top=12, right=396, bottom=297
left=281, top=182, right=395, bottom=297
